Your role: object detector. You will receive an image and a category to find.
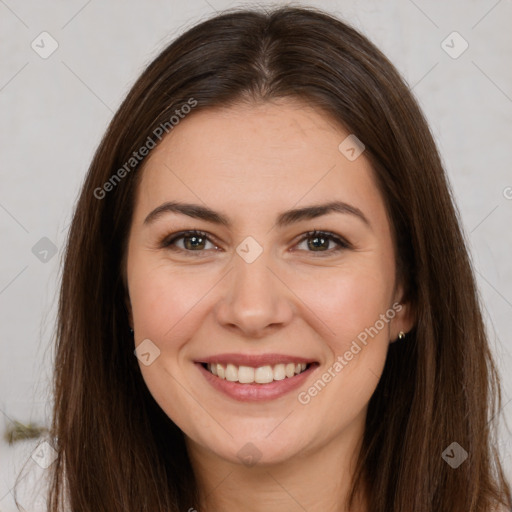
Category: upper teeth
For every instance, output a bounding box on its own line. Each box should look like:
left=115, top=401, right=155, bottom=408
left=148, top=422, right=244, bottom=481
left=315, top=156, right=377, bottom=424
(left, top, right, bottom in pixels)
left=207, top=363, right=308, bottom=384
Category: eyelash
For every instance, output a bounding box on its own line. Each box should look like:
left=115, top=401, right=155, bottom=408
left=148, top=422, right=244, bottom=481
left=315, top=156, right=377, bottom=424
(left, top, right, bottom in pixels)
left=160, top=229, right=351, bottom=257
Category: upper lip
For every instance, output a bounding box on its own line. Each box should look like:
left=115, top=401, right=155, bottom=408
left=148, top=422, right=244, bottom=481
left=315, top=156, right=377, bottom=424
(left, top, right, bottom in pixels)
left=196, top=353, right=318, bottom=367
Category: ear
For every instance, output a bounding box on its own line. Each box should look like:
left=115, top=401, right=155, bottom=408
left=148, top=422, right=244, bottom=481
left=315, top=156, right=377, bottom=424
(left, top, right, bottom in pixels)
left=389, top=284, right=415, bottom=343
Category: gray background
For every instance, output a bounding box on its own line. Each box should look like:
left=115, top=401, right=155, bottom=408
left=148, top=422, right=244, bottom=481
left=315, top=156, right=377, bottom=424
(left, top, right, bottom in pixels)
left=1, top=0, right=511, bottom=509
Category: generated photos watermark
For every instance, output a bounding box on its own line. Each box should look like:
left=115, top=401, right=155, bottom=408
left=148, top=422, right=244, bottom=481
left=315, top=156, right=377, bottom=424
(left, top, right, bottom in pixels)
left=297, top=302, right=403, bottom=405
left=94, top=97, right=198, bottom=200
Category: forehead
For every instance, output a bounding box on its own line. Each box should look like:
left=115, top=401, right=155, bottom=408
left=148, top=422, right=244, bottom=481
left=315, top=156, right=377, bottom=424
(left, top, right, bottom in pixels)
left=133, top=99, right=387, bottom=229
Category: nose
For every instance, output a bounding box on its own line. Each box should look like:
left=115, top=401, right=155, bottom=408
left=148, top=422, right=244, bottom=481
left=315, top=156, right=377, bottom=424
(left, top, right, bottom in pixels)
left=214, top=247, right=294, bottom=339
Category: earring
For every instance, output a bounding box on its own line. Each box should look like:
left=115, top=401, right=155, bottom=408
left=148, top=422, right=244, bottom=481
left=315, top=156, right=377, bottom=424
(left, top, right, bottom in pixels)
left=398, top=331, right=405, bottom=341
left=129, top=327, right=134, bottom=336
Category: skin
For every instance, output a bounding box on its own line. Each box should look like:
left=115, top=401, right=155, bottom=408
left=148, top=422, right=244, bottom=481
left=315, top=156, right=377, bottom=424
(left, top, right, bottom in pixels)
left=125, top=99, right=414, bottom=512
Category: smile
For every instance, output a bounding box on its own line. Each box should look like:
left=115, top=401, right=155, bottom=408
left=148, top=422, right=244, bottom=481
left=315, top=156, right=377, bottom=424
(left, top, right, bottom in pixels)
left=203, top=362, right=309, bottom=383
left=195, top=354, right=319, bottom=402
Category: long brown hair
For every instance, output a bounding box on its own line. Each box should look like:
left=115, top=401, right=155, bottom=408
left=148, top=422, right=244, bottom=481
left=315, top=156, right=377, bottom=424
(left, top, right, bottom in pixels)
left=16, top=6, right=510, bottom=511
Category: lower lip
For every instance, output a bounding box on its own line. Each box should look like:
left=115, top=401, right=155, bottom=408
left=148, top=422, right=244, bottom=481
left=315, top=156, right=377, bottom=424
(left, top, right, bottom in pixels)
left=196, top=363, right=318, bottom=402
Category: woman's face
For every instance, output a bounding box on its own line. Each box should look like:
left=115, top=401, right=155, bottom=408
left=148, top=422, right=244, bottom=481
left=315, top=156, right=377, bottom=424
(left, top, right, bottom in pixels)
left=125, top=99, right=411, bottom=466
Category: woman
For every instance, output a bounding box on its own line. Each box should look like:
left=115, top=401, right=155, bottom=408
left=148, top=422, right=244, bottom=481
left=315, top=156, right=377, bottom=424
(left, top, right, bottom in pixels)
left=19, top=6, right=511, bottom=512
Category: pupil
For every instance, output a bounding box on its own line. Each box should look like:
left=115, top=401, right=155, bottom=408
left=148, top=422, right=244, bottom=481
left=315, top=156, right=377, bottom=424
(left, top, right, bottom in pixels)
left=309, top=235, right=327, bottom=251
left=186, top=235, right=204, bottom=250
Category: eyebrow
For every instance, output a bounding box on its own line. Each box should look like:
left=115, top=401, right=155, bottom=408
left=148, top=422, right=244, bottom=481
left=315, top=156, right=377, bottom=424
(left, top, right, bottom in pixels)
left=143, top=200, right=371, bottom=229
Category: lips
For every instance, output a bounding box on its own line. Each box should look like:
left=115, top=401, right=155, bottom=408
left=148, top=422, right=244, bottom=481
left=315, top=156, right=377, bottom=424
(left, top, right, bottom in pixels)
left=195, top=353, right=319, bottom=401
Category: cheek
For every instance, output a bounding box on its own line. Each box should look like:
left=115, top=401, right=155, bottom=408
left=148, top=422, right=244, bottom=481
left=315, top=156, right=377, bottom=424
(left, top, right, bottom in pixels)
left=128, top=260, right=213, bottom=341
left=290, top=260, right=394, bottom=407
left=129, top=249, right=395, bottom=353
left=290, top=260, right=394, bottom=346
left=128, top=261, right=211, bottom=428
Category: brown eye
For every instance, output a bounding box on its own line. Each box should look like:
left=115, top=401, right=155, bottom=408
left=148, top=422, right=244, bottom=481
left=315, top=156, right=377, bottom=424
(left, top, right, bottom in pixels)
left=296, top=230, right=350, bottom=254
left=162, top=230, right=218, bottom=253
